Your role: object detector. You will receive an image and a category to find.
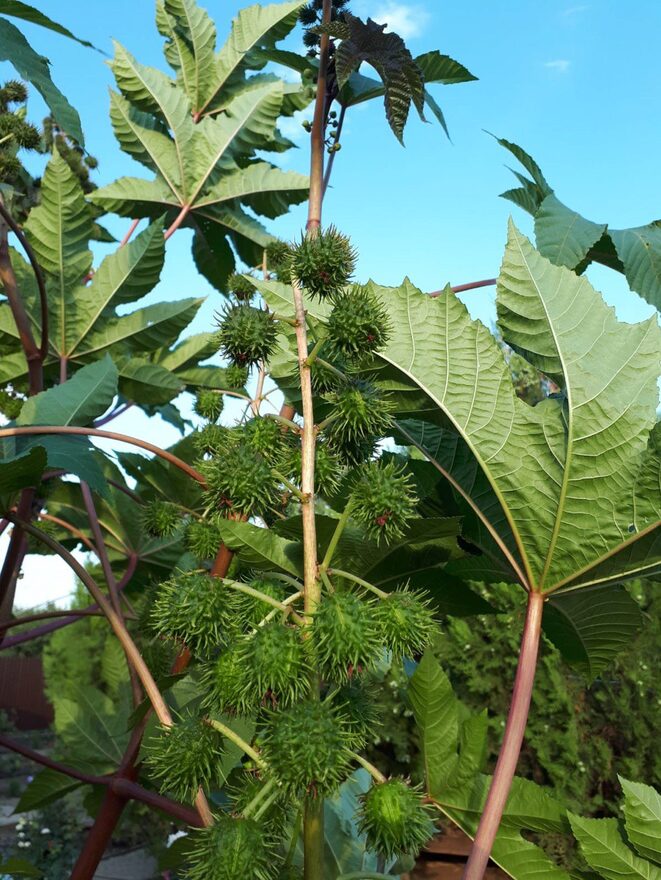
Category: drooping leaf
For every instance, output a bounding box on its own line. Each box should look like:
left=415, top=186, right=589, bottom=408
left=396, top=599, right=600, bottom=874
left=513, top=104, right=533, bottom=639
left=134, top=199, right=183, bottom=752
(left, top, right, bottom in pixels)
left=17, top=356, right=118, bottom=427
left=322, top=13, right=425, bottom=143
left=114, top=357, right=184, bottom=405
left=51, top=683, right=131, bottom=772
left=543, top=586, right=643, bottom=680
left=0, top=443, right=46, bottom=495
left=534, top=193, right=607, bottom=269
left=0, top=18, right=84, bottom=144
left=620, top=778, right=661, bottom=865
left=569, top=814, right=661, bottom=880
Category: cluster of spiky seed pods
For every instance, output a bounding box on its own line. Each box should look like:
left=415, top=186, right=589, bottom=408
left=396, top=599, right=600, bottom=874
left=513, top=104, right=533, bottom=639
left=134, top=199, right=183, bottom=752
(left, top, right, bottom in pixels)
left=142, top=227, right=439, bottom=878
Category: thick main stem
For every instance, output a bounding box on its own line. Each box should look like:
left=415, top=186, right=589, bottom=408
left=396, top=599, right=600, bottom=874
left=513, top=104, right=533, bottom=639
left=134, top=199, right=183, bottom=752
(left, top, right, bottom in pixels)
left=304, top=797, right=325, bottom=880
left=462, top=590, right=545, bottom=880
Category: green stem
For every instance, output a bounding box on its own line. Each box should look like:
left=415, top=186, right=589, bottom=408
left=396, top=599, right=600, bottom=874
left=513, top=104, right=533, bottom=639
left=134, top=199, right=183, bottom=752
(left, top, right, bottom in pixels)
left=305, top=337, right=325, bottom=366
left=241, top=778, right=276, bottom=819
left=319, top=503, right=353, bottom=571
left=315, top=357, right=346, bottom=383
left=272, top=469, right=308, bottom=503
left=319, top=569, right=335, bottom=595
left=224, top=580, right=305, bottom=625
left=207, top=719, right=267, bottom=770
left=272, top=312, right=298, bottom=327
left=303, top=797, right=325, bottom=880
left=348, top=751, right=387, bottom=783
left=264, top=413, right=301, bottom=433
left=326, top=569, right=388, bottom=600
left=253, top=787, right=280, bottom=821
left=284, top=806, right=304, bottom=870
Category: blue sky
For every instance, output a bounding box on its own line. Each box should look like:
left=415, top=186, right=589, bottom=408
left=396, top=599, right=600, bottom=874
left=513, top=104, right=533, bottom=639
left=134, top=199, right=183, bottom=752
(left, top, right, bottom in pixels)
left=2, top=0, right=660, bottom=606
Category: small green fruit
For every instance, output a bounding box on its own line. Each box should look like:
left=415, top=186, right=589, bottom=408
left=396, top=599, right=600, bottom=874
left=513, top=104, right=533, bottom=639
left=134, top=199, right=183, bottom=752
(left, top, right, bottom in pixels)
left=140, top=499, right=181, bottom=537
left=145, top=715, right=224, bottom=802
left=351, top=461, right=417, bottom=544
left=234, top=577, right=286, bottom=630
left=187, top=814, right=276, bottom=880
left=326, top=286, right=391, bottom=361
left=201, top=442, right=282, bottom=517
left=194, top=389, right=224, bottom=423
left=261, top=700, right=353, bottom=796
left=312, top=591, right=382, bottom=682
left=150, top=572, right=235, bottom=658
left=216, top=303, right=278, bottom=367
left=227, top=272, right=257, bottom=301
left=203, top=646, right=252, bottom=715
left=224, top=364, right=249, bottom=388
left=376, top=589, right=436, bottom=657
left=324, top=379, right=394, bottom=451
left=237, top=622, right=309, bottom=707
left=186, top=520, right=222, bottom=561
left=290, top=226, right=356, bottom=299
left=357, top=779, right=435, bottom=859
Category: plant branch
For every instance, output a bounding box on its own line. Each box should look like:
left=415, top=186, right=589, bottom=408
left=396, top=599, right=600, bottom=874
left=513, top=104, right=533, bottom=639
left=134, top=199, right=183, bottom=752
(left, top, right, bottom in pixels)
left=462, top=590, right=545, bottom=880
left=307, top=0, right=332, bottom=232
left=349, top=750, right=387, bottom=783
left=207, top=718, right=267, bottom=769
left=327, top=568, right=388, bottom=599
left=119, top=218, right=140, bottom=248
left=0, top=425, right=206, bottom=485
left=0, top=198, right=48, bottom=360
left=322, top=103, right=346, bottom=197
left=319, top=502, right=352, bottom=571
left=429, top=278, right=497, bottom=297
left=164, top=204, right=191, bottom=240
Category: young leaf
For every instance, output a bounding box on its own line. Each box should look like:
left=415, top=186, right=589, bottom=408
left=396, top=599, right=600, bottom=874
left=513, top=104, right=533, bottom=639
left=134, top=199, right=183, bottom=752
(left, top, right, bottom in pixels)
left=569, top=814, right=661, bottom=880
left=619, top=778, right=661, bottom=865
left=216, top=517, right=303, bottom=577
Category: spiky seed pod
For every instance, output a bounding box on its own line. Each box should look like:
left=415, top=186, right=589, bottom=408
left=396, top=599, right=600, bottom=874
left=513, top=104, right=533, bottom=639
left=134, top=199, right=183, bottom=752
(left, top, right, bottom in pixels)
left=203, top=647, right=252, bottom=715
left=186, top=520, right=222, bottom=561
left=298, top=5, right=319, bottom=26
left=237, top=622, right=309, bottom=707
left=234, top=577, right=286, bottom=630
left=144, top=716, right=224, bottom=802
left=261, top=700, right=353, bottom=796
left=326, top=286, right=392, bottom=361
left=1, top=80, right=28, bottom=105
left=324, top=378, right=394, bottom=450
left=334, top=680, right=380, bottom=750
left=312, top=592, right=382, bottom=683
left=350, top=461, right=417, bottom=544
left=290, top=226, right=356, bottom=299
left=243, top=416, right=289, bottom=460
left=186, top=815, right=277, bottom=880
left=314, top=442, right=344, bottom=496
left=327, top=432, right=378, bottom=468
left=216, top=304, right=277, bottom=367
left=194, top=389, right=224, bottom=423
left=302, top=28, right=321, bottom=48
left=0, top=389, right=23, bottom=420
left=224, top=363, right=249, bottom=388
left=357, top=779, right=435, bottom=859
left=193, top=424, right=233, bottom=456
left=265, top=240, right=293, bottom=283
left=140, top=499, right=181, bottom=537
left=227, top=272, right=257, bottom=302
left=150, top=572, right=235, bottom=658
left=202, top=443, right=282, bottom=517
left=375, top=589, right=436, bottom=657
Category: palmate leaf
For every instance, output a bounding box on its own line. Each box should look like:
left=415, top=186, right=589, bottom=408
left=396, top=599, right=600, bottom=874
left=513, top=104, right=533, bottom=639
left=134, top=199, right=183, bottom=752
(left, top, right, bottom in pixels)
left=91, top=1, right=310, bottom=292
left=322, top=14, right=425, bottom=144
left=17, top=356, right=117, bottom=427
left=14, top=767, right=83, bottom=814
left=375, top=224, right=661, bottom=601
left=569, top=814, right=661, bottom=880
left=409, top=653, right=573, bottom=880
left=0, top=17, right=84, bottom=144
left=498, top=137, right=661, bottom=311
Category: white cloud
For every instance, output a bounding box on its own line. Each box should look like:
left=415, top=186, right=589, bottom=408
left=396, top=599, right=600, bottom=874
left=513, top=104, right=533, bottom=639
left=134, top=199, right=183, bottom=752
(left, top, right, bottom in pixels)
left=544, top=59, right=571, bottom=73
left=370, top=2, right=431, bottom=40
left=562, top=5, right=589, bottom=17
left=278, top=105, right=314, bottom=143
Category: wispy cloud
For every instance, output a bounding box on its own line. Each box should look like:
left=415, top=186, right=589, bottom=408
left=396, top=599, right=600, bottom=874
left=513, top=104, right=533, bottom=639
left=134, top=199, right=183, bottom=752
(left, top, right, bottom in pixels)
left=544, top=59, right=571, bottom=73
left=278, top=105, right=314, bottom=143
left=562, top=5, right=589, bottom=17
left=370, top=2, right=431, bottom=40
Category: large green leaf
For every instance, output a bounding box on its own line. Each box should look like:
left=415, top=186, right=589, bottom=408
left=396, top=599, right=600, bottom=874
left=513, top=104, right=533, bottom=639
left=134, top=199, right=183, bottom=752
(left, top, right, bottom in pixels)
left=543, top=586, right=643, bottom=680
left=499, top=138, right=661, bottom=311
left=376, top=224, right=661, bottom=595
left=158, top=0, right=217, bottom=112
left=0, top=17, right=84, bottom=144
left=620, top=778, right=661, bottom=865
left=0, top=444, right=46, bottom=495
left=569, top=814, right=661, bottom=880
left=18, top=356, right=117, bottom=427
left=52, top=683, right=131, bottom=772
left=114, top=357, right=184, bottom=405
